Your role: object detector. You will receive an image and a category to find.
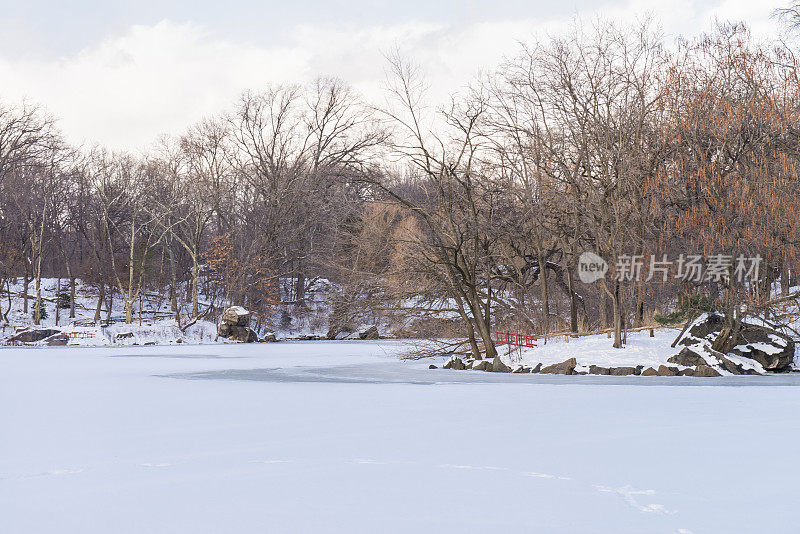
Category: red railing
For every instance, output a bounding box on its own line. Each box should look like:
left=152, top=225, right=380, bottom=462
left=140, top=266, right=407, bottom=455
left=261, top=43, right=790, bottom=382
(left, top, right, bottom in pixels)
left=494, top=331, right=537, bottom=348
left=66, top=331, right=95, bottom=339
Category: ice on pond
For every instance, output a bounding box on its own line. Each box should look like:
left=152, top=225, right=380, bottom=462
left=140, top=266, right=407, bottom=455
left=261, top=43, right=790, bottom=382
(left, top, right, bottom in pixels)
left=2, top=340, right=799, bottom=533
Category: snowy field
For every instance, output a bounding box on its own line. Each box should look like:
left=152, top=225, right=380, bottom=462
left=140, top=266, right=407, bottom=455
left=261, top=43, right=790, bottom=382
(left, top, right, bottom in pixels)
left=2, top=341, right=800, bottom=533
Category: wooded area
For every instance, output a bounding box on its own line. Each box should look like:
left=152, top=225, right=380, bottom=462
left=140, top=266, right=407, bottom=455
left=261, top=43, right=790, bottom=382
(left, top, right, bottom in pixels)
left=2, top=21, right=800, bottom=358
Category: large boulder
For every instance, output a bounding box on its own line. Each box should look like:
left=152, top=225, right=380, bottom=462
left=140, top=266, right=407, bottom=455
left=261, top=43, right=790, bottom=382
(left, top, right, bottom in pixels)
left=677, top=314, right=794, bottom=372
left=359, top=325, right=380, bottom=340
left=221, top=306, right=251, bottom=327
left=7, top=328, right=61, bottom=344
left=730, top=324, right=794, bottom=372
left=540, top=358, right=577, bottom=375
left=679, top=313, right=726, bottom=346
left=491, top=357, right=512, bottom=373
left=228, top=325, right=258, bottom=343
left=471, top=360, right=492, bottom=371
left=217, top=322, right=231, bottom=338
left=657, top=365, right=679, bottom=376
left=218, top=306, right=257, bottom=342
left=589, top=365, right=611, bottom=375
left=444, top=357, right=466, bottom=370
left=694, top=365, right=722, bottom=377
left=716, top=355, right=746, bottom=375
left=668, top=347, right=709, bottom=367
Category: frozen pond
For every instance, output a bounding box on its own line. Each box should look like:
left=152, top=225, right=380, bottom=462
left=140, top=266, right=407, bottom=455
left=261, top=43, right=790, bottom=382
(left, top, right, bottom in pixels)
left=2, top=341, right=799, bottom=533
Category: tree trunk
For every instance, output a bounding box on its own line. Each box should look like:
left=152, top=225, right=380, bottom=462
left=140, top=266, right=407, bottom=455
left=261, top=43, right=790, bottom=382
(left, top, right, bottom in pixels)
left=612, top=281, right=623, bottom=348
left=537, top=255, right=550, bottom=342
left=107, top=286, right=114, bottom=323
left=94, top=283, right=105, bottom=323
left=191, top=260, right=199, bottom=318
left=69, top=276, right=76, bottom=319
left=65, top=259, right=76, bottom=319
left=296, top=272, right=306, bottom=301
left=711, top=299, right=742, bottom=354
left=34, top=279, right=42, bottom=325
left=781, top=262, right=790, bottom=297
left=467, top=288, right=497, bottom=359
left=55, top=278, right=61, bottom=326
left=23, top=271, right=29, bottom=314
left=567, top=265, right=578, bottom=333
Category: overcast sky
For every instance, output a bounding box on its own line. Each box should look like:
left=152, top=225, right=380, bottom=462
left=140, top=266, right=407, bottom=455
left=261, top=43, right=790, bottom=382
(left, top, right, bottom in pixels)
left=0, top=0, right=788, bottom=150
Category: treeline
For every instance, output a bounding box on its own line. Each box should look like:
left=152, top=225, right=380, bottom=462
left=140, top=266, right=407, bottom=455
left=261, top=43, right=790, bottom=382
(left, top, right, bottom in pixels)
left=1, top=21, right=800, bottom=357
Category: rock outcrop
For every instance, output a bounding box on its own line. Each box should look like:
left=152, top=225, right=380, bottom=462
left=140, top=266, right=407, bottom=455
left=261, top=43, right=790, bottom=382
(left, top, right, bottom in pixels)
left=7, top=328, right=61, bottom=344
left=359, top=325, right=380, bottom=340
left=491, top=356, right=512, bottom=373
left=217, top=306, right=257, bottom=342
left=675, top=313, right=794, bottom=373
left=539, top=358, right=577, bottom=375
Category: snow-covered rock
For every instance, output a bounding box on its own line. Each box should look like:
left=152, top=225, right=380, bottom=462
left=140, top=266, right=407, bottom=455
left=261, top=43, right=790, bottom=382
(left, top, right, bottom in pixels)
left=674, top=313, right=794, bottom=373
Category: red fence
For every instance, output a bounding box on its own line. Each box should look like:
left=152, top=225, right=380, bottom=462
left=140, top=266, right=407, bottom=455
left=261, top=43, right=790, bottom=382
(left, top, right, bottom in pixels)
left=494, top=332, right=537, bottom=348
left=66, top=331, right=95, bottom=339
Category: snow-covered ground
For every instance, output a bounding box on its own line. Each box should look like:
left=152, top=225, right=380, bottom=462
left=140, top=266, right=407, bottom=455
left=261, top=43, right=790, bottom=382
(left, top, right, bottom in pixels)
left=510, top=328, right=682, bottom=368
left=2, top=341, right=800, bottom=533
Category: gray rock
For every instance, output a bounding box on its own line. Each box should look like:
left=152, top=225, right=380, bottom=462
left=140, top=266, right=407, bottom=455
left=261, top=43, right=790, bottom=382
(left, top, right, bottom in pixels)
left=731, top=325, right=794, bottom=372
left=222, top=325, right=257, bottom=343
left=589, top=365, right=611, bottom=375
left=679, top=313, right=794, bottom=372
left=491, top=357, right=512, bottom=373
left=530, top=363, right=542, bottom=374
left=610, top=366, right=638, bottom=376
left=540, top=358, right=577, bottom=375
left=679, top=313, right=726, bottom=345
left=678, top=367, right=695, bottom=376
left=657, top=365, right=678, bottom=376
left=446, top=357, right=466, bottom=370
left=472, top=360, right=492, bottom=371
left=217, top=322, right=231, bottom=337
left=511, top=365, right=530, bottom=373
left=428, top=364, right=438, bottom=369
left=717, top=355, right=746, bottom=375
left=261, top=333, right=278, bottom=343
left=694, top=365, right=722, bottom=377
left=668, top=347, right=708, bottom=367
left=641, top=367, right=659, bottom=376
left=7, top=328, right=60, bottom=343
left=221, top=306, right=251, bottom=327
left=359, top=325, right=380, bottom=340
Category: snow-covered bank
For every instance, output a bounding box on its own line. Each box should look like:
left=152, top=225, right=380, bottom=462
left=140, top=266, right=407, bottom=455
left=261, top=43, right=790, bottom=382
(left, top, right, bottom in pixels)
left=2, top=342, right=800, bottom=533
left=483, top=323, right=799, bottom=376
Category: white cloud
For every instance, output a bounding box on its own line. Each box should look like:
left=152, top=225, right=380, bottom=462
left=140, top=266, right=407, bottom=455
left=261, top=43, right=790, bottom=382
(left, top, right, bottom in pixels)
left=0, top=0, right=785, bottom=150
left=0, top=21, right=310, bottom=150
